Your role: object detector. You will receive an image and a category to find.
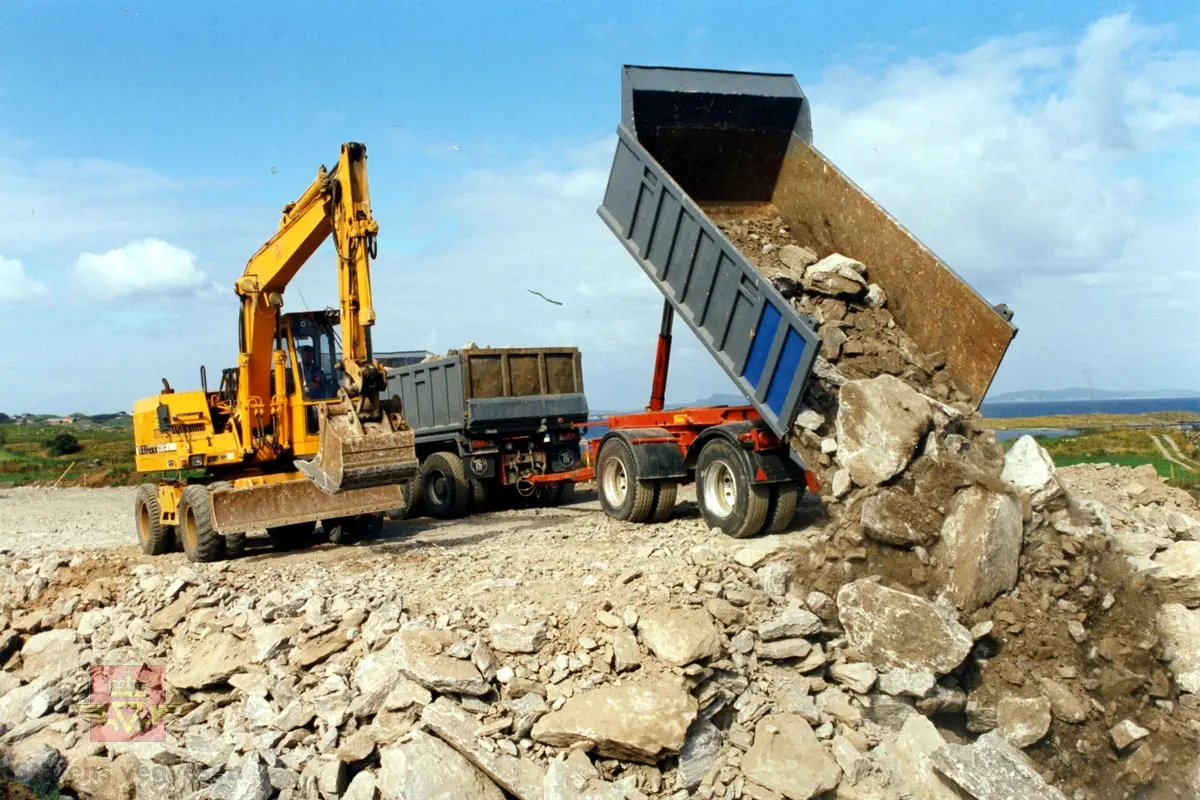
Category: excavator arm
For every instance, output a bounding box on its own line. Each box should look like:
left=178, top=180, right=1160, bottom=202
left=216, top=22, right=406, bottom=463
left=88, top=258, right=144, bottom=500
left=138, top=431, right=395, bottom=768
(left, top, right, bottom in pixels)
left=235, top=142, right=417, bottom=494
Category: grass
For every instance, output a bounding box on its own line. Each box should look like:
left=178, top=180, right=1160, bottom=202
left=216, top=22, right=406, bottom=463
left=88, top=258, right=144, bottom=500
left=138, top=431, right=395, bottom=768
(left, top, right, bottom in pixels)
left=0, top=421, right=137, bottom=487
left=983, top=410, right=1200, bottom=430
left=1020, top=426, right=1200, bottom=491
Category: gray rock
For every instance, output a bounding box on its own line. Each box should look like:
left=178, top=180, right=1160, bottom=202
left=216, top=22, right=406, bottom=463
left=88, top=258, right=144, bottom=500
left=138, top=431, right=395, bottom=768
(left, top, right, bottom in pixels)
left=831, top=469, right=853, bottom=498
left=389, top=627, right=490, bottom=696
left=317, top=758, right=348, bottom=796
left=996, top=696, right=1051, bottom=748
left=829, top=662, right=877, bottom=694
left=742, top=714, right=841, bottom=799
left=837, top=580, right=972, bottom=675
left=758, top=608, right=823, bottom=641
left=19, top=630, right=80, bottom=680
left=135, top=761, right=184, bottom=800
left=1150, top=541, right=1200, bottom=607
left=167, top=631, right=254, bottom=689
left=831, top=734, right=871, bottom=784
left=422, top=698, right=546, bottom=799
left=1158, top=603, right=1200, bottom=693
left=731, top=629, right=756, bottom=654
left=10, top=744, right=66, bottom=795
left=506, top=692, right=549, bottom=738
left=836, top=376, right=931, bottom=487
left=379, top=730, right=504, bottom=800
left=612, top=628, right=641, bottom=673
left=636, top=607, right=722, bottom=666
left=756, top=637, right=812, bottom=661
left=779, top=244, right=819, bottom=272
left=544, top=751, right=624, bottom=800
left=344, top=771, right=378, bottom=800
left=676, top=717, right=723, bottom=790
left=1038, top=678, right=1089, bottom=724
left=532, top=676, right=697, bottom=763
left=489, top=611, right=550, bottom=654
left=231, top=753, right=272, bottom=800
left=878, top=714, right=961, bottom=800
left=756, top=562, right=792, bottom=598
left=860, top=489, right=942, bottom=547
left=938, top=486, right=1023, bottom=612
left=915, top=684, right=967, bottom=715
left=272, top=699, right=316, bottom=731
left=1001, top=436, right=1063, bottom=511
left=804, top=254, right=867, bottom=297
left=64, top=754, right=138, bottom=800
left=930, top=732, right=1067, bottom=800
left=1109, top=719, right=1149, bottom=750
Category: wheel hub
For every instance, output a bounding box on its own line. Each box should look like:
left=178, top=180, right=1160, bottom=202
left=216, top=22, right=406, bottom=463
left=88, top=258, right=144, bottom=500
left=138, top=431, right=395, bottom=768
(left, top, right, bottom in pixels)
left=603, top=458, right=628, bottom=506
left=703, top=462, right=736, bottom=519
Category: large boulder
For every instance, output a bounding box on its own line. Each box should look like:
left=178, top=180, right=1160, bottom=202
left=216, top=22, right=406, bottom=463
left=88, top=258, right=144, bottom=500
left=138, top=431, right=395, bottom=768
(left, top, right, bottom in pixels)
left=19, top=630, right=80, bottom=680
left=836, top=376, right=932, bottom=487
left=388, top=627, right=489, bottom=696
left=860, top=488, right=942, bottom=547
left=531, top=676, right=697, bottom=763
left=877, top=714, right=962, bottom=800
left=742, top=714, right=841, bottom=799
left=1158, top=603, right=1200, bottom=693
left=64, top=754, right=138, bottom=800
left=1001, top=435, right=1064, bottom=510
left=378, top=730, right=504, bottom=800
left=837, top=580, right=972, bottom=675
left=804, top=254, right=867, bottom=297
left=166, top=631, right=254, bottom=689
left=930, top=731, right=1067, bottom=800
left=1149, top=541, right=1200, bottom=608
left=938, top=487, right=1023, bottom=612
left=636, top=607, right=722, bottom=666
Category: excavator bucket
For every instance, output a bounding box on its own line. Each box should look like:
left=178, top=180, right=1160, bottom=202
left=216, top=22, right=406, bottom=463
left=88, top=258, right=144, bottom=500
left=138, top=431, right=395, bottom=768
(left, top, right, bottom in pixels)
left=297, top=402, right=419, bottom=494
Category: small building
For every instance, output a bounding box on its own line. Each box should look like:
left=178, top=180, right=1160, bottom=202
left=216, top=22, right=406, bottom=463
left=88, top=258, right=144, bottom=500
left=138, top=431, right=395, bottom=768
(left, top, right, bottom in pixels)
left=46, top=416, right=74, bottom=426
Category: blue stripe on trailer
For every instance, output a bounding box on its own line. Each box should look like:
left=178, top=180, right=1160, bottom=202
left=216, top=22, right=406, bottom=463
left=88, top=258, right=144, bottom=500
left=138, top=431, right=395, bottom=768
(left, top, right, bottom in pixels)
left=743, top=303, right=781, bottom=390
left=764, top=329, right=805, bottom=416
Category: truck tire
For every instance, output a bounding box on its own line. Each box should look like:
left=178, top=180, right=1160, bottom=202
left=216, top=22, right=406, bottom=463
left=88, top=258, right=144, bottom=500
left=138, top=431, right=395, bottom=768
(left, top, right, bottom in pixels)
left=649, top=481, right=678, bottom=523
left=597, top=439, right=654, bottom=523
left=763, top=482, right=801, bottom=534
left=468, top=477, right=490, bottom=514
left=696, top=439, right=770, bottom=539
left=421, top=452, right=470, bottom=519
left=178, top=484, right=224, bottom=562
left=208, top=482, right=244, bottom=559
left=134, top=484, right=173, bottom=556
left=386, top=477, right=421, bottom=520
left=268, top=522, right=316, bottom=551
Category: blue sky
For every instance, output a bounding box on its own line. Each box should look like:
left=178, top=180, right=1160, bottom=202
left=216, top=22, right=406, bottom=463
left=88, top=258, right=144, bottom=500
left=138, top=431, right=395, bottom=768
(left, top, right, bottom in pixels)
left=1, top=1, right=1198, bottom=412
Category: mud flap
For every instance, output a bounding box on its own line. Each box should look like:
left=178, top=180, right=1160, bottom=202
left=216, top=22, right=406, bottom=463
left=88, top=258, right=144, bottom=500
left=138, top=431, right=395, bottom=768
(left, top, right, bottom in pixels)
left=296, top=402, right=419, bottom=494
left=210, top=479, right=408, bottom=534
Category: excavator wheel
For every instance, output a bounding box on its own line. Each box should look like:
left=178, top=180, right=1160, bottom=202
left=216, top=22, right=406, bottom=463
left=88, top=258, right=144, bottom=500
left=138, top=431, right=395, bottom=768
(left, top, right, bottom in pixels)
left=420, top=452, right=470, bottom=519
left=208, top=482, right=244, bottom=559
left=134, top=484, right=173, bottom=556
left=267, top=522, right=316, bottom=551
left=178, top=485, right=225, bottom=563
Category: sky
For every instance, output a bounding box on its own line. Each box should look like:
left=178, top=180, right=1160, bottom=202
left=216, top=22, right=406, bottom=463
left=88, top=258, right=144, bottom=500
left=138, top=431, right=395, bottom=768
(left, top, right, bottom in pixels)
left=1, top=1, right=1198, bottom=414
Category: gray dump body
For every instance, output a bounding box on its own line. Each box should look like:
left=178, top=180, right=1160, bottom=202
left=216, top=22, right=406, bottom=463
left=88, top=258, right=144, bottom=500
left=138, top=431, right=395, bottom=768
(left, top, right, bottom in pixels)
left=599, top=66, right=1016, bottom=419
left=383, top=348, right=588, bottom=441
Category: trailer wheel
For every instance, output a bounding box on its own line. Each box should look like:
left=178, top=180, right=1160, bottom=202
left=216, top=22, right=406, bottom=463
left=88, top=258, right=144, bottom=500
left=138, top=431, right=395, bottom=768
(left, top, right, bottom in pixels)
left=134, top=484, right=173, bottom=556
left=649, top=481, right=678, bottom=523
left=178, top=484, right=225, bottom=562
left=696, top=440, right=770, bottom=539
left=268, top=522, right=316, bottom=551
left=597, top=439, right=655, bottom=523
left=468, top=477, right=490, bottom=514
left=421, top=452, right=470, bottom=519
left=763, top=482, right=801, bottom=534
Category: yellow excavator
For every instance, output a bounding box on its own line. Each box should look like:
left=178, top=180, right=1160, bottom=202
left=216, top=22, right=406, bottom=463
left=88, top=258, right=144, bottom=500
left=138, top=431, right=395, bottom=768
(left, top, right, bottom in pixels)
left=131, top=142, right=418, bottom=561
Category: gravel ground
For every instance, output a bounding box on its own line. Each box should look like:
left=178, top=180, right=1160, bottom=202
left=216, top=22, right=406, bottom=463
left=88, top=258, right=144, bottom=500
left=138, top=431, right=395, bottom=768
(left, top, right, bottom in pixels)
left=0, top=487, right=136, bottom=553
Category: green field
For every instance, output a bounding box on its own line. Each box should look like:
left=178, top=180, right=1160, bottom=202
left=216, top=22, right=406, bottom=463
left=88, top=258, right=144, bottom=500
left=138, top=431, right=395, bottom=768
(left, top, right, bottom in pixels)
left=1015, top=427, right=1200, bottom=491
left=0, top=418, right=137, bottom=487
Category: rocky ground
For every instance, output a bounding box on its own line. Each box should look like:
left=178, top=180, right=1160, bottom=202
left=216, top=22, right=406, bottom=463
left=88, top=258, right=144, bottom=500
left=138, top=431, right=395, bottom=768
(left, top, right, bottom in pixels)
left=3, top=211, right=1200, bottom=799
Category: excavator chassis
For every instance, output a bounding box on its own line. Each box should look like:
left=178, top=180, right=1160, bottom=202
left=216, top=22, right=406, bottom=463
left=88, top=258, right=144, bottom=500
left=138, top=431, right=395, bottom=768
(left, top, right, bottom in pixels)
left=209, top=477, right=409, bottom=535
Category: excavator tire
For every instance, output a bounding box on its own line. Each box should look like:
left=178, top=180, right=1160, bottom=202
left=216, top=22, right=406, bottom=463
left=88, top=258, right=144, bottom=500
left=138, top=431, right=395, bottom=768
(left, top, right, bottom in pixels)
left=178, top=484, right=225, bottom=563
left=420, top=452, right=470, bottom=519
left=763, top=482, right=800, bottom=534
left=134, top=484, right=173, bottom=556
left=208, top=482, right=244, bottom=559
left=267, top=522, right=316, bottom=551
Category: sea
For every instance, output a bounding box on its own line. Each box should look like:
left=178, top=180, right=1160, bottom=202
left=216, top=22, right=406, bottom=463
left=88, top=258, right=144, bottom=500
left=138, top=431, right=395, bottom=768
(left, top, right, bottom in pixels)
left=582, top=397, right=1200, bottom=440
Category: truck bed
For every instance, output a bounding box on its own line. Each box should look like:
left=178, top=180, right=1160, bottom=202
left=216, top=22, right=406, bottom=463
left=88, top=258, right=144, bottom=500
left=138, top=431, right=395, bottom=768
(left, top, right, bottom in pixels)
left=384, top=348, right=588, bottom=439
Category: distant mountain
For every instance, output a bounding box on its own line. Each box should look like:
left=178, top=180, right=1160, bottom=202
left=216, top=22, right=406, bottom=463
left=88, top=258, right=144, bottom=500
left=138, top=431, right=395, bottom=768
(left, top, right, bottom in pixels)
left=986, top=388, right=1200, bottom=403
left=673, top=393, right=746, bottom=408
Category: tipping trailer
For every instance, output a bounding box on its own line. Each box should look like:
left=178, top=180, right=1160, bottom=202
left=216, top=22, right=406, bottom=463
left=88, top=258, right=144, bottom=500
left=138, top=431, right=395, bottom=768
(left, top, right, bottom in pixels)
left=564, top=65, right=1018, bottom=539
left=382, top=348, right=588, bottom=517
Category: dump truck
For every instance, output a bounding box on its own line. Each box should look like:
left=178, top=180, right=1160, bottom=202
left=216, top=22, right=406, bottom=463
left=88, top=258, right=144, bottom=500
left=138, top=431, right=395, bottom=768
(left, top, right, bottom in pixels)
left=132, top=143, right=419, bottom=561
left=382, top=347, right=587, bottom=517
left=552, top=65, right=1017, bottom=539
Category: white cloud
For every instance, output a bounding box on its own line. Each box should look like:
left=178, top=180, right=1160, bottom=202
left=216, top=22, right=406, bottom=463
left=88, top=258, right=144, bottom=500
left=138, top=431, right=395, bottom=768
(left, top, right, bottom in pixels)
left=0, top=255, right=47, bottom=304
left=73, top=239, right=214, bottom=299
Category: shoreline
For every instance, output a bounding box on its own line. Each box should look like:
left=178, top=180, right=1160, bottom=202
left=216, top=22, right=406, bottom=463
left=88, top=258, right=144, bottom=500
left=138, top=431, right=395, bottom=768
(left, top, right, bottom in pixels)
left=981, top=411, right=1200, bottom=430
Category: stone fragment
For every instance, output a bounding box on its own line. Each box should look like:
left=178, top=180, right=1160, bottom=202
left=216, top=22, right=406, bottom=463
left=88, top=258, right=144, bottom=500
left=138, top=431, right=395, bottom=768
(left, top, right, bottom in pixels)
left=831, top=734, right=871, bottom=784
left=1109, top=719, right=1149, bottom=750
left=10, top=744, right=66, bottom=796
left=489, top=611, right=550, bottom=654
left=612, top=628, right=641, bottom=673
left=865, top=283, right=886, bottom=308
left=930, top=732, right=1066, bottom=800
left=1001, top=436, right=1064, bottom=510
left=878, top=714, right=961, bottom=800
left=733, top=536, right=794, bottom=568
left=389, top=627, right=489, bottom=696
left=1038, top=678, right=1089, bottom=724
left=938, top=486, right=1023, bottom=612
left=231, top=753, right=272, bottom=800
left=422, top=698, right=545, bottom=799
left=543, top=750, right=624, bottom=800
left=758, top=608, right=823, bottom=640
left=837, top=580, right=971, bottom=674
left=379, top=730, right=505, bottom=800
left=318, top=759, right=348, bottom=796
left=804, top=254, right=867, bottom=297
left=166, top=631, right=253, bottom=689
left=756, top=638, right=811, bottom=661
left=290, top=626, right=352, bottom=667
left=997, top=696, right=1051, bottom=748
left=64, top=754, right=138, bottom=800
left=506, top=693, right=549, bottom=738
left=531, top=676, right=697, bottom=763
left=860, top=489, right=941, bottom=547
left=779, top=244, right=818, bottom=272
left=1158, top=603, right=1200, bottom=693
left=829, top=662, right=877, bottom=694
left=344, top=771, right=378, bottom=800
left=1150, top=541, right=1200, bottom=607
left=636, top=607, right=722, bottom=666
left=831, top=469, right=852, bottom=498
left=19, top=630, right=80, bottom=681
left=676, top=717, right=722, bottom=791
left=742, top=714, right=841, bottom=799
left=836, top=376, right=931, bottom=487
